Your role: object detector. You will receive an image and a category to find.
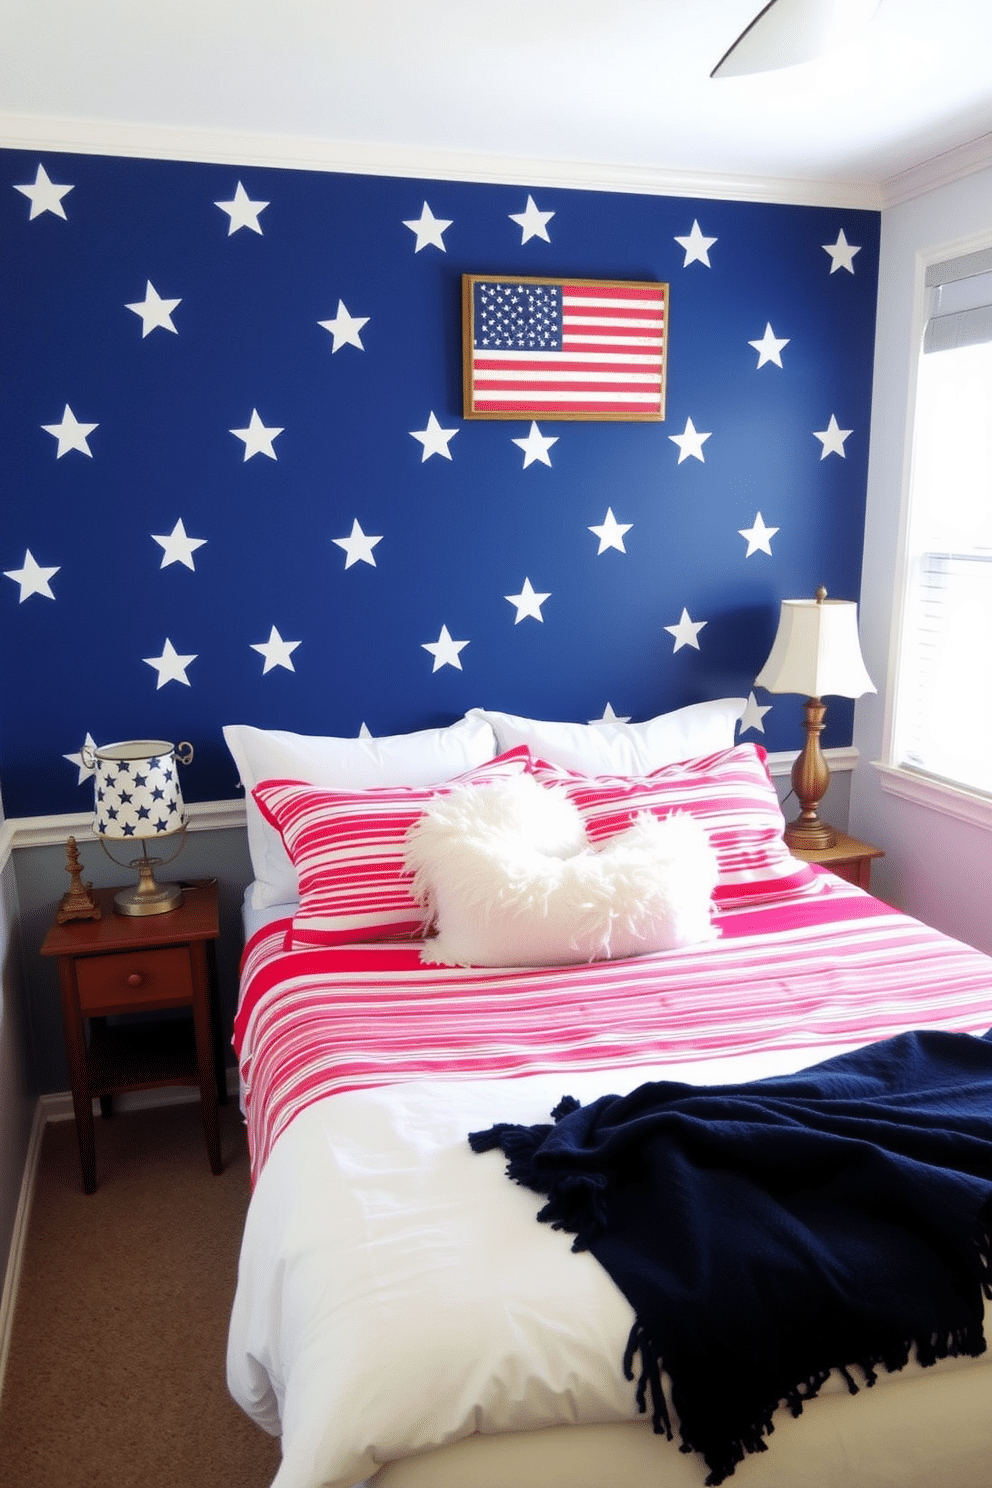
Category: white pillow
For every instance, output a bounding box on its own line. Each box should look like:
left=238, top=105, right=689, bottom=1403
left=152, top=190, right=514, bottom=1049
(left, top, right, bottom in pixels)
left=405, top=774, right=719, bottom=968
left=465, top=700, right=745, bottom=775
left=224, top=716, right=498, bottom=909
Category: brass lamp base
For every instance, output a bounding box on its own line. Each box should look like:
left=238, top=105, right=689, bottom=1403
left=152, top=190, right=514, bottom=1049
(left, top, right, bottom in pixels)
left=113, top=856, right=183, bottom=917
left=784, top=696, right=838, bottom=853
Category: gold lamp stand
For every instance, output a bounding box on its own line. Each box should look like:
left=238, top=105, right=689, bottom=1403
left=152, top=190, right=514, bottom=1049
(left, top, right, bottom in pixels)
left=784, top=698, right=836, bottom=851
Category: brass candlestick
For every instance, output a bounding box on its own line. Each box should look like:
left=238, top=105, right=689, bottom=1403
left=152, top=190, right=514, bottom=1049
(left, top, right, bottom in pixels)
left=56, top=837, right=102, bottom=924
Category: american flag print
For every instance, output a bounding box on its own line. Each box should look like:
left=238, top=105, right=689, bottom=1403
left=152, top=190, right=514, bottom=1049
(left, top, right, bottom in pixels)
left=464, top=276, right=668, bottom=419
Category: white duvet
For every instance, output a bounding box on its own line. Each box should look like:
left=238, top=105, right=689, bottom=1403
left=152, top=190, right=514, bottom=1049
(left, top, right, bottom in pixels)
left=226, top=1050, right=992, bottom=1488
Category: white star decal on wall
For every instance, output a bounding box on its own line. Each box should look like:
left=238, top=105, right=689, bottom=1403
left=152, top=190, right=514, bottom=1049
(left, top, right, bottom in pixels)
left=230, top=409, right=284, bottom=460
left=410, top=411, right=458, bottom=461
left=403, top=202, right=452, bottom=252
left=42, top=405, right=98, bottom=458
left=4, top=549, right=60, bottom=601
left=748, top=323, right=789, bottom=368
left=251, top=625, right=301, bottom=674
left=592, top=703, right=631, bottom=724
left=143, top=638, right=197, bottom=688
left=668, top=417, right=711, bottom=463
left=509, top=194, right=554, bottom=244
left=422, top=624, right=468, bottom=672
left=505, top=578, right=551, bottom=623
left=14, top=163, right=74, bottom=220
left=813, top=414, right=853, bottom=458
left=739, top=691, right=771, bottom=734
left=674, top=220, right=717, bottom=268
left=738, top=512, right=779, bottom=556
left=152, top=518, right=207, bottom=570
left=126, top=281, right=182, bottom=337
left=63, top=732, right=97, bottom=783
left=215, top=182, right=269, bottom=235
left=318, top=300, right=370, bottom=352
left=822, top=229, right=861, bottom=274
left=512, top=422, right=558, bottom=467
left=589, top=508, right=632, bottom=554
left=664, top=607, right=707, bottom=652
left=333, top=519, right=383, bottom=568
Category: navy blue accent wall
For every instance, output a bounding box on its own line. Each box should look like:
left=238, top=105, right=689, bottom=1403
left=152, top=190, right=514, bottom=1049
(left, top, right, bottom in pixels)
left=0, top=150, right=879, bottom=818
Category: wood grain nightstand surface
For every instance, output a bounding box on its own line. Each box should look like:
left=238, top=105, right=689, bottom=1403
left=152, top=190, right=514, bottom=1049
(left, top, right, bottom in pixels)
left=790, top=832, right=885, bottom=890
left=41, top=880, right=225, bottom=1193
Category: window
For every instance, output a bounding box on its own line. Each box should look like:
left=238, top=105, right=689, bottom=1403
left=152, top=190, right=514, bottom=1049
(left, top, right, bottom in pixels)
left=892, top=244, right=992, bottom=799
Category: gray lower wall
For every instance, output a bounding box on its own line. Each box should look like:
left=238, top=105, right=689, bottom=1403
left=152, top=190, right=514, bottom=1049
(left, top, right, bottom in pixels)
left=0, top=852, right=33, bottom=1317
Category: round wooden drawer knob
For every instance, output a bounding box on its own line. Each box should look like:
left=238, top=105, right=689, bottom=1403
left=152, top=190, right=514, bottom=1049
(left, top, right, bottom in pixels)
left=127, top=972, right=144, bottom=987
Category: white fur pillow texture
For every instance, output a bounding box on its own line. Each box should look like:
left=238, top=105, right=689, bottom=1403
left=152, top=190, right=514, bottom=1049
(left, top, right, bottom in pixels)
left=404, top=774, right=719, bottom=968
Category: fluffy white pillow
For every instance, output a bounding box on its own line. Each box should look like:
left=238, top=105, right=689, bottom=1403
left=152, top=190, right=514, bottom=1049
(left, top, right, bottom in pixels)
left=405, top=775, right=719, bottom=968
left=465, top=700, right=745, bottom=776
left=224, top=716, right=498, bottom=909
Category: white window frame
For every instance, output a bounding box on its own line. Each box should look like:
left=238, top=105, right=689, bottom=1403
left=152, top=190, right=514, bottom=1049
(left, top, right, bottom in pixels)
left=878, top=228, right=992, bottom=831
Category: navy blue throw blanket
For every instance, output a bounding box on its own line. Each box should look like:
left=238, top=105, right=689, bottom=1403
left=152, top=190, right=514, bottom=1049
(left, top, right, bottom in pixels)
left=469, top=1030, right=992, bottom=1485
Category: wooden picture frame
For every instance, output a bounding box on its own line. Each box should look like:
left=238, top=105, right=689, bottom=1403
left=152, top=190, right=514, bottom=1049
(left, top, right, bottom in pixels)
left=463, top=274, right=668, bottom=421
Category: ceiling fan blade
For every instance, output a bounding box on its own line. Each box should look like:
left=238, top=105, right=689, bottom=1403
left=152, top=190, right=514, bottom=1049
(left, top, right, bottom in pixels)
left=711, top=0, right=881, bottom=78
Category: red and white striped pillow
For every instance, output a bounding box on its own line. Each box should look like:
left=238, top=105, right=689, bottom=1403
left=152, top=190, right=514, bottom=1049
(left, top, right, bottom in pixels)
left=531, top=744, right=816, bottom=908
left=253, top=748, right=533, bottom=948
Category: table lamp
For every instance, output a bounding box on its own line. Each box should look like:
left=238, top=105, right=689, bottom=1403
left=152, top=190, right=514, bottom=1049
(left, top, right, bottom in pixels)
left=754, top=588, right=874, bottom=850
left=79, top=739, right=194, bottom=915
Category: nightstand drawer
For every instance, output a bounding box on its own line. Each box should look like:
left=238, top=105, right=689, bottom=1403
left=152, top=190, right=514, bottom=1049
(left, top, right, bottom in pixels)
left=76, top=946, right=192, bottom=1014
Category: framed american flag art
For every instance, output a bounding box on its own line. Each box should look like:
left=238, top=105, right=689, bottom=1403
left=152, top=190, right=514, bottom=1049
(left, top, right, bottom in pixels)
left=462, top=274, right=668, bottom=421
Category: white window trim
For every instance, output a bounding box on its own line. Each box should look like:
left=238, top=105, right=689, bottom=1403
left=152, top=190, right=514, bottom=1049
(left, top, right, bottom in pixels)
left=878, top=225, right=992, bottom=831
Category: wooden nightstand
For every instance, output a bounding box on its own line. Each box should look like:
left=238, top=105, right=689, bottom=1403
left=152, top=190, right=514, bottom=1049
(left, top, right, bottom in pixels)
left=790, top=831, right=884, bottom=890
left=41, top=880, right=226, bottom=1193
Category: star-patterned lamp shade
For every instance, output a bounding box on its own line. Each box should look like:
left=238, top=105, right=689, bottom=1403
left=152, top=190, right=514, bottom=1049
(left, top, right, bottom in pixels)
left=82, top=739, right=192, bottom=839
left=754, top=589, right=874, bottom=851
left=79, top=740, right=194, bottom=916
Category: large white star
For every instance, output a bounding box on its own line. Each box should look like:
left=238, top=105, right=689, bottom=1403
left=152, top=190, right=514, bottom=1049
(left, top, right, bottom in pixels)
left=318, top=300, right=370, bottom=352
left=410, top=411, right=458, bottom=461
left=403, top=202, right=452, bottom=253
left=143, top=638, right=197, bottom=688
left=512, top=422, right=558, bottom=468
left=152, top=518, right=207, bottom=570
left=674, top=220, right=717, bottom=268
left=589, top=508, right=632, bottom=554
left=14, top=163, right=74, bottom=220
left=739, top=512, right=779, bottom=556
left=4, top=549, right=60, bottom=602
left=668, top=417, right=711, bottom=464
left=215, top=182, right=269, bottom=235
left=664, top=607, right=707, bottom=652
left=748, top=323, right=789, bottom=369
left=42, top=405, right=98, bottom=458
left=126, top=281, right=182, bottom=337
left=813, top=414, right=853, bottom=459
left=505, top=578, right=551, bottom=624
left=822, top=229, right=861, bottom=274
left=64, top=732, right=97, bottom=784
left=739, top=691, right=771, bottom=735
left=422, top=624, right=468, bottom=672
left=251, top=625, right=301, bottom=674
left=333, top=519, right=382, bottom=568
left=230, top=409, right=283, bottom=460
left=509, top=194, right=554, bottom=244
left=592, top=703, right=631, bottom=724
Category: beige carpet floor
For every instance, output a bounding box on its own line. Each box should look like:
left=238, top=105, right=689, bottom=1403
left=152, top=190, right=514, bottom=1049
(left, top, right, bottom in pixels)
left=0, top=1099, right=283, bottom=1488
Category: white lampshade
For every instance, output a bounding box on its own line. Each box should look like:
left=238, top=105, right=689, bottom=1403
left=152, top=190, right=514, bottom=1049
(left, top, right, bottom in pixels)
left=82, top=740, right=192, bottom=840
left=755, top=597, right=875, bottom=699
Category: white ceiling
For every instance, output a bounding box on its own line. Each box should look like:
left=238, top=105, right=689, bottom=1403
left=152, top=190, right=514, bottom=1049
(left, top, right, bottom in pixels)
left=1, top=0, right=991, bottom=196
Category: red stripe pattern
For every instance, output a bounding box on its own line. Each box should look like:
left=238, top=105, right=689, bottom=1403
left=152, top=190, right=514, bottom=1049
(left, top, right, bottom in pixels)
left=469, top=278, right=667, bottom=416
left=235, top=876, right=992, bottom=1184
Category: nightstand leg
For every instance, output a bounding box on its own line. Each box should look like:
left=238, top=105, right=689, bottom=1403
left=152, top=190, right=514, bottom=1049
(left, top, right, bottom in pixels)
left=57, top=962, right=97, bottom=1194
left=190, top=944, right=223, bottom=1175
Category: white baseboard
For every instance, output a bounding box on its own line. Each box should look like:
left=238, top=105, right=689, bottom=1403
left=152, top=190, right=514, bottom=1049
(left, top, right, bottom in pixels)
left=0, top=1068, right=242, bottom=1401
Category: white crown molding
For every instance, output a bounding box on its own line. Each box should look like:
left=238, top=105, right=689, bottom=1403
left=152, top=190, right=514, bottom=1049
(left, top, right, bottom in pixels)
left=3, top=797, right=247, bottom=854
left=0, top=111, right=882, bottom=210
left=881, top=133, right=992, bottom=209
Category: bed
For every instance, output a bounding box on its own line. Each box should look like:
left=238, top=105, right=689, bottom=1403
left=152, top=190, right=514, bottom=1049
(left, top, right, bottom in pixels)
left=223, top=707, right=992, bottom=1488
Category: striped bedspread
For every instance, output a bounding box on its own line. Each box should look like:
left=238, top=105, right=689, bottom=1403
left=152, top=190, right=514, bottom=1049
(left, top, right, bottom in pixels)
left=233, top=872, right=992, bottom=1183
